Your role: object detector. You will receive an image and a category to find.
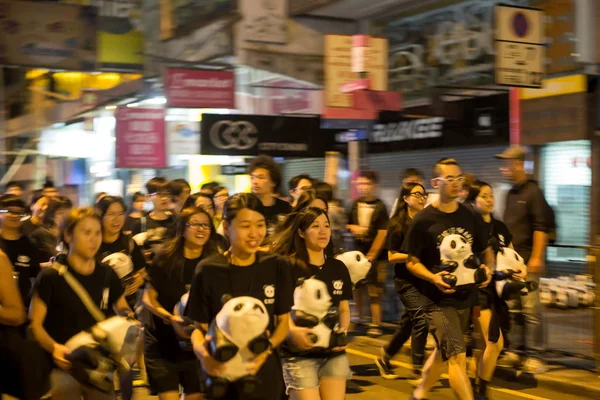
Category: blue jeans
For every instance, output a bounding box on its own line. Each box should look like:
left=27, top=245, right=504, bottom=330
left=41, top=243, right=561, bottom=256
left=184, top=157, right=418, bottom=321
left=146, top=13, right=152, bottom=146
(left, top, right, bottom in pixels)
left=506, top=273, right=544, bottom=355
left=386, top=279, right=428, bottom=367
left=281, top=354, right=352, bottom=394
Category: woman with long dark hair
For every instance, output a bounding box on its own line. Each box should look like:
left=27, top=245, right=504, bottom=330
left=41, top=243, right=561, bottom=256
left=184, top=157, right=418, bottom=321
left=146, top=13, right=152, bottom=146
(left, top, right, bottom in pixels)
left=375, top=182, right=429, bottom=380
left=143, top=206, right=220, bottom=400
left=31, top=196, right=73, bottom=263
left=21, top=191, right=49, bottom=236
left=187, top=193, right=293, bottom=400
left=96, top=196, right=147, bottom=306
left=273, top=207, right=352, bottom=400
left=124, top=192, right=146, bottom=235
left=466, top=180, right=516, bottom=399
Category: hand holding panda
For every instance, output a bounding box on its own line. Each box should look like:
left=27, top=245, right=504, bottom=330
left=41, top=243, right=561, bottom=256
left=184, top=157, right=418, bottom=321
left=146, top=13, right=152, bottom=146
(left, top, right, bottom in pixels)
left=290, top=277, right=347, bottom=351
left=437, top=233, right=489, bottom=289
left=195, top=296, right=272, bottom=399
left=494, top=247, right=538, bottom=300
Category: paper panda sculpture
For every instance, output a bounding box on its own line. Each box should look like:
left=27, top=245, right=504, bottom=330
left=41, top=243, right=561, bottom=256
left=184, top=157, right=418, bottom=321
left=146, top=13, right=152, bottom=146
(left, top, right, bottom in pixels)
left=290, top=278, right=346, bottom=350
left=101, top=252, right=134, bottom=286
left=494, top=247, right=538, bottom=300
left=335, top=251, right=371, bottom=287
left=438, top=233, right=486, bottom=287
left=205, top=296, right=271, bottom=399
left=173, top=291, right=196, bottom=349
left=64, top=316, right=142, bottom=393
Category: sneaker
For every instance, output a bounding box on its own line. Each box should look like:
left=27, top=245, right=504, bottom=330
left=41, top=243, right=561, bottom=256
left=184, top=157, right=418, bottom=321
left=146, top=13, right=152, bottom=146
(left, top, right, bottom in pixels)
left=375, top=347, right=399, bottom=380
left=367, top=326, right=383, bottom=337
left=522, top=358, right=548, bottom=374
left=497, top=351, right=521, bottom=368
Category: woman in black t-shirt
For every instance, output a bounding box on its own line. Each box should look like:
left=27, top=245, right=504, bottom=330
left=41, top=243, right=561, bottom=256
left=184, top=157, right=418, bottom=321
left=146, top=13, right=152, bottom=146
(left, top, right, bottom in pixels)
left=124, top=192, right=146, bottom=235
left=466, top=180, right=516, bottom=398
left=187, top=193, right=293, bottom=400
left=30, top=196, right=73, bottom=263
left=273, top=207, right=352, bottom=400
left=30, top=207, right=130, bottom=399
left=376, top=182, right=429, bottom=380
left=142, top=205, right=221, bottom=400
left=97, top=196, right=147, bottom=306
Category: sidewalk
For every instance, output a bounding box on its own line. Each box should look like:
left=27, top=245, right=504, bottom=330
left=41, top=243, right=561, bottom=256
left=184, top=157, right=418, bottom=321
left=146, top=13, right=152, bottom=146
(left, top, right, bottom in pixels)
left=350, top=323, right=600, bottom=399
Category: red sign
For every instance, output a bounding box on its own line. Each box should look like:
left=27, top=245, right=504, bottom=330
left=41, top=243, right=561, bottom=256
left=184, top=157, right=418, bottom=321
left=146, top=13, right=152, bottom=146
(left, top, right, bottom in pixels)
left=165, top=69, right=235, bottom=108
left=115, top=107, right=167, bottom=169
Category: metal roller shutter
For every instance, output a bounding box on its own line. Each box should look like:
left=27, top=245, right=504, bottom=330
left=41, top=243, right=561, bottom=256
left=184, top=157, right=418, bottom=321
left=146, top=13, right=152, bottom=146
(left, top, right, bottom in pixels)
left=368, top=145, right=508, bottom=208
left=282, top=158, right=326, bottom=194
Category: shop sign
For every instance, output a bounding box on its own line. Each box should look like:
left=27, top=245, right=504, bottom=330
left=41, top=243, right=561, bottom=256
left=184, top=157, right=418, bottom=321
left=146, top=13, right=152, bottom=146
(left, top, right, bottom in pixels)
left=115, top=107, right=167, bottom=168
left=0, top=0, right=97, bottom=70
left=237, top=49, right=324, bottom=86
left=165, top=18, right=234, bottom=63
left=165, top=69, right=235, bottom=108
left=239, top=0, right=287, bottom=45
left=382, top=0, right=530, bottom=100
left=519, top=74, right=586, bottom=100
left=220, top=164, right=248, bottom=175
left=324, top=35, right=388, bottom=108
left=167, top=121, right=200, bottom=156
left=61, top=0, right=145, bottom=71
left=495, top=4, right=545, bottom=88
left=200, top=114, right=333, bottom=157
left=533, top=0, right=576, bottom=74
left=338, top=94, right=510, bottom=153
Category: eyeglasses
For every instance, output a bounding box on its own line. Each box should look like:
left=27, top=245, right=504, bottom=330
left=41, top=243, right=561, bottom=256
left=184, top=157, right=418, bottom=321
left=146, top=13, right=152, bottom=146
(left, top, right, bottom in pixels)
left=436, top=176, right=465, bottom=184
left=187, top=223, right=212, bottom=231
left=0, top=209, right=26, bottom=217
left=409, top=193, right=428, bottom=200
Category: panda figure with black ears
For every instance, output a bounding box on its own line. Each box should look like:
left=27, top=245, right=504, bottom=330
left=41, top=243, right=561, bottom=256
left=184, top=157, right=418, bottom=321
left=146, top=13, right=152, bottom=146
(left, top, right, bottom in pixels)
left=204, top=295, right=272, bottom=399
left=494, top=246, right=538, bottom=300
left=290, top=277, right=346, bottom=350
left=437, top=232, right=487, bottom=288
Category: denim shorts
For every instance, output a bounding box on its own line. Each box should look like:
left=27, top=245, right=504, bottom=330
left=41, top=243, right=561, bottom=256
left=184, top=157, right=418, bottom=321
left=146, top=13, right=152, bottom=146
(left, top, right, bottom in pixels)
left=281, top=353, right=352, bottom=394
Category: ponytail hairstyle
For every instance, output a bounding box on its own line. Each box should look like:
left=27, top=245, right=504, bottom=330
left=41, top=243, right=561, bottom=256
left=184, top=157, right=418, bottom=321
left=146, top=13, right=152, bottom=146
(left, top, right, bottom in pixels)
left=272, top=207, right=330, bottom=273
left=153, top=205, right=220, bottom=282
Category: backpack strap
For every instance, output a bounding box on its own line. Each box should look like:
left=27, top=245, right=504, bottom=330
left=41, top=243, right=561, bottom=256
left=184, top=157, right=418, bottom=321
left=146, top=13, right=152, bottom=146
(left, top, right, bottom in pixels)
left=51, top=262, right=106, bottom=322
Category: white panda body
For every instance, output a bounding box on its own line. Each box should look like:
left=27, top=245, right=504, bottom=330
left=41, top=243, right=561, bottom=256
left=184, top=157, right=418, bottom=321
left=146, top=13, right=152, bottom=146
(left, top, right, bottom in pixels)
left=335, top=251, right=371, bottom=286
left=292, top=278, right=333, bottom=349
left=439, top=234, right=474, bottom=286
left=214, top=296, right=270, bottom=382
left=495, top=247, right=528, bottom=298
left=101, top=252, right=134, bottom=280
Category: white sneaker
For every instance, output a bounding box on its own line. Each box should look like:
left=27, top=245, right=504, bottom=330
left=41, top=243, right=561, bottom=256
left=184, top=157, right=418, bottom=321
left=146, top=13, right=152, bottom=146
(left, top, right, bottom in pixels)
left=522, top=358, right=548, bottom=374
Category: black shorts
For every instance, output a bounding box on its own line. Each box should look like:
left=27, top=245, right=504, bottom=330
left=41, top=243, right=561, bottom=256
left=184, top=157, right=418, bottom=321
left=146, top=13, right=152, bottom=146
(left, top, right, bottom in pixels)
left=426, top=306, right=472, bottom=361
left=478, top=287, right=510, bottom=344
left=365, top=260, right=388, bottom=296
left=144, top=329, right=200, bottom=394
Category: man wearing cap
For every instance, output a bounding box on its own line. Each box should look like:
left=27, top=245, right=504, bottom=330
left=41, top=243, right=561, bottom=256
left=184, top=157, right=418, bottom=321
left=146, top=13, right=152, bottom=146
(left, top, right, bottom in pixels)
left=495, top=146, right=549, bottom=373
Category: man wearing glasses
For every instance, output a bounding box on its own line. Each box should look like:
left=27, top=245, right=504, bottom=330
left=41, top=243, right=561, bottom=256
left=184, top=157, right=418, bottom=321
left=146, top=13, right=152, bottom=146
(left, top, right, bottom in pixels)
left=0, top=194, right=41, bottom=306
left=404, top=158, right=493, bottom=400
left=288, top=174, right=314, bottom=207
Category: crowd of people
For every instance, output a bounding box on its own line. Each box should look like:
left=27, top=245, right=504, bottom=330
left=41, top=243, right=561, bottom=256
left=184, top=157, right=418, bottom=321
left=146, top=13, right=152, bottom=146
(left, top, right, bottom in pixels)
left=0, top=146, right=554, bottom=400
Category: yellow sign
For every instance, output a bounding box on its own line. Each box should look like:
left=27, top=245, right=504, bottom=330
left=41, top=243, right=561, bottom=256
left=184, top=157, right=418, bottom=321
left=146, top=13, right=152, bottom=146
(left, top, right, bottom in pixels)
left=324, top=35, right=388, bottom=108
left=519, top=74, right=586, bottom=100
left=495, top=5, right=545, bottom=88
left=61, top=0, right=144, bottom=71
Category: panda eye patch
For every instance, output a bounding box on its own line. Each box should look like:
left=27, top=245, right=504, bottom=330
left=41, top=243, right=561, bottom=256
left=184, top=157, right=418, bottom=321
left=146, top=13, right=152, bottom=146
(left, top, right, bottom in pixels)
left=515, top=253, right=519, bottom=261
left=356, top=254, right=361, bottom=262
left=451, top=240, right=456, bottom=249
left=316, top=290, right=321, bottom=300
left=234, top=303, right=243, bottom=311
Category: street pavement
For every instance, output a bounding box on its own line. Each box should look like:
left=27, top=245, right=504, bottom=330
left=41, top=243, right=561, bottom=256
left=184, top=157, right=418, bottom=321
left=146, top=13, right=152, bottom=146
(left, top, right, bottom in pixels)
left=346, top=338, right=595, bottom=400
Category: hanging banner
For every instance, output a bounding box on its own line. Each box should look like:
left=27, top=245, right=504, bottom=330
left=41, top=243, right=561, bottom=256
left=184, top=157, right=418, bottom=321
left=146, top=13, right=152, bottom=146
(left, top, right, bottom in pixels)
left=116, top=107, right=167, bottom=168
left=0, top=0, right=97, bottom=70
left=495, top=4, right=545, bottom=88
left=165, top=69, right=235, bottom=108
left=167, top=121, right=200, bottom=155
left=324, top=35, right=388, bottom=108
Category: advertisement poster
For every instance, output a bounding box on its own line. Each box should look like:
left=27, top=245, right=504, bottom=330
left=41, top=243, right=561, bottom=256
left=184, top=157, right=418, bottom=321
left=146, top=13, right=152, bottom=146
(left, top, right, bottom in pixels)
left=0, top=0, right=97, bottom=70
left=167, top=121, right=200, bottom=155
left=116, top=107, right=166, bottom=168
left=165, top=69, right=235, bottom=108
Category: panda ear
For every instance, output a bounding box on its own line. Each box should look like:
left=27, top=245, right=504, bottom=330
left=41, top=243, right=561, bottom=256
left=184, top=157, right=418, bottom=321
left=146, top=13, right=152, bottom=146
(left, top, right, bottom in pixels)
left=220, top=294, right=232, bottom=305
left=295, top=277, right=306, bottom=288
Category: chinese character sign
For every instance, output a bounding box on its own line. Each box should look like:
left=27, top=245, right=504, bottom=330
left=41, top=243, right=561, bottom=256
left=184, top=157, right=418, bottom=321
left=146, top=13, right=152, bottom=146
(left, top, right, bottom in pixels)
left=115, top=107, right=167, bottom=168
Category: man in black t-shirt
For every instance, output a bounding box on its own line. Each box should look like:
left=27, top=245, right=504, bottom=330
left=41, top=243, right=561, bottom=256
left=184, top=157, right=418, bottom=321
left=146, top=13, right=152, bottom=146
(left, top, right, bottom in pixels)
left=0, top=195, right=41, bottom=306
left=248, top=156, right=292, bottom=241
left=347, top=171, right=388, bottom=337
left=403, top=158, right=492, bottom=400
